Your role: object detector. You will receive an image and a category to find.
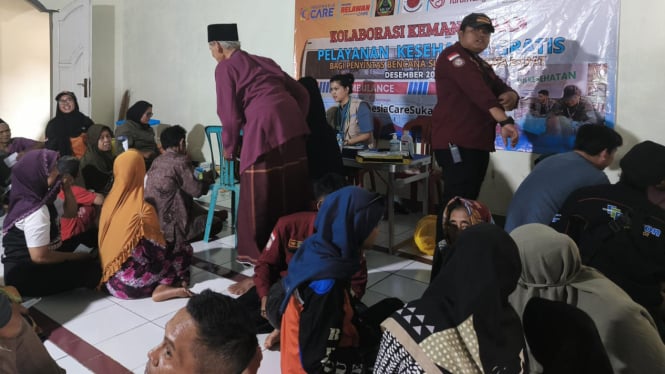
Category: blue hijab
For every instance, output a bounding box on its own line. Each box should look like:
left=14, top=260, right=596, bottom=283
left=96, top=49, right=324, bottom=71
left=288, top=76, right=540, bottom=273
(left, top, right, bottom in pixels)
left=281, top=186, right=384, bottom=312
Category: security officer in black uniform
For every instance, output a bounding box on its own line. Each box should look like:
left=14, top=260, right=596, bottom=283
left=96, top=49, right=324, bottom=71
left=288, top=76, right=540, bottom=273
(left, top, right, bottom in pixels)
left=552, top=140, right=665, bottom=339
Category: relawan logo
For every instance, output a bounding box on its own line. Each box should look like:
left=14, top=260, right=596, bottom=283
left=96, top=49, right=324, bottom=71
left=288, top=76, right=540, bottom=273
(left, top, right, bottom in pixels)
left=341, top=2, right=371, bottom=16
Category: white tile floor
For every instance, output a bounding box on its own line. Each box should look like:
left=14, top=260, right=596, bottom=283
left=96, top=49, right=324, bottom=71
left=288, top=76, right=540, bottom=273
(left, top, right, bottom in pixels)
left=0, top=205, right=430, bottom=373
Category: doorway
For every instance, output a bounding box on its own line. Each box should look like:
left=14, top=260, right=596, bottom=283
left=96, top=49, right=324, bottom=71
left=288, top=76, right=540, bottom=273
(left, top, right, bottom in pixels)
left=0, top=0, right=50, bottom=140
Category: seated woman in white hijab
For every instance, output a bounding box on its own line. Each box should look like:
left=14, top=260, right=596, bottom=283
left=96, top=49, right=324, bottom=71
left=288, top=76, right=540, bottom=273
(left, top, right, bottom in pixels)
left=508, top=223, right=665, bottom=374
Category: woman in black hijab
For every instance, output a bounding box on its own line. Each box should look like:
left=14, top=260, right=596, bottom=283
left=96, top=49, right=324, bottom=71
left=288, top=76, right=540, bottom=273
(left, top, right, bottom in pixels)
left=115, top=100, right=159, bottom=166
left=298, top=77, right=344, bottom=180
left=44, top=91, right=93, bottom=157
left=80, top=124, right=115, bottom=195
left=375, top=223, right=526, bottom=373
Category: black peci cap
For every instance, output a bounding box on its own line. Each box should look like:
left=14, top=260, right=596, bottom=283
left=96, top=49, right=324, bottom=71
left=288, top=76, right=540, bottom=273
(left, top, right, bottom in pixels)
left=460, top=13, right=495, bottom=33
left=207, top=24, right=239, bottom=42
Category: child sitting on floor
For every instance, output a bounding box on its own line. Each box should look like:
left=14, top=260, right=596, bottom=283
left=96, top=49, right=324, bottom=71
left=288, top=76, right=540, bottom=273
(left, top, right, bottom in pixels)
left=280, top=186, right=402, bottom=373
left=229, top=173, right=358, bottom=348
left=55, top=156, right=104, bottom=250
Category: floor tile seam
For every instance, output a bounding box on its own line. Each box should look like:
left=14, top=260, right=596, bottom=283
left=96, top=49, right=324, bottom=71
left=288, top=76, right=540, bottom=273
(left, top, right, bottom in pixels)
left=34, top=297, right=120, bottom=322
left=30, top=307, right=133, bottom=373
left=386, top=272, right=430, bottom=286
left=367, top=260, right=413, bottom=274
left=364, top=288, right=393, bottom=300
left=60, top=303, right=151, bottom=339
left=111, top=299, right=176, bottom=324
left=397, top=252, right=432, bottom=265
left=93, top=320, right=156, bottom=347
left=148, top=318, right=170, bottom=330
left=43, top=341, right=69, bottom=361
left=366, top=272, right=392, bottom=288
left=191, top=256, right=249, bottom=282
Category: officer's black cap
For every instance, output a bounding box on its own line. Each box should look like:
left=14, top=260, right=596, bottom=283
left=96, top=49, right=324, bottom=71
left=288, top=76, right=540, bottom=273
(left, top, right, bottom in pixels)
left=460, top=13, right=495, bottom=33
left=620, top=141, right=665, bottom=188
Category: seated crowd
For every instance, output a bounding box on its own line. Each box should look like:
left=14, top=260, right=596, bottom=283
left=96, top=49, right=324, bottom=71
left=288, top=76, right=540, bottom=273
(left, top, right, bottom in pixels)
left=3, top=91, right=665, bottom=374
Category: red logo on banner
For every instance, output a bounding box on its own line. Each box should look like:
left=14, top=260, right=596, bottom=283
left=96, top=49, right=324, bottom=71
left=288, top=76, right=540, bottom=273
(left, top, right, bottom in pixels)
left=429, top=0, right=445, bottom=8
left=404, top=0, right=424, bottom=12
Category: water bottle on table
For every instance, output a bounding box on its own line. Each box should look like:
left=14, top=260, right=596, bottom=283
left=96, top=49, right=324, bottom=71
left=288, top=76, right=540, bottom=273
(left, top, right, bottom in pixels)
left=401, top=130, right=415, bottom=157
left=389, top=133, right=400, bottom=153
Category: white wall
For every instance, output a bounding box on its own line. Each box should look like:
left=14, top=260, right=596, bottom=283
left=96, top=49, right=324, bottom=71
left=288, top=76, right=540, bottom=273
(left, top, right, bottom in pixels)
left=95, top=0, right=294, bottom=161
left=0, top=0, right=50, bottom=140
left=90, top=0, right=119, bottom=127
left=118, top=0, right=296, bottom=120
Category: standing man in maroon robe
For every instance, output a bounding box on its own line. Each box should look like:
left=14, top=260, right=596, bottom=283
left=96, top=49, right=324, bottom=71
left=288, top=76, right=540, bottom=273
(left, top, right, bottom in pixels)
left=207, top=24, right=311, bottom=264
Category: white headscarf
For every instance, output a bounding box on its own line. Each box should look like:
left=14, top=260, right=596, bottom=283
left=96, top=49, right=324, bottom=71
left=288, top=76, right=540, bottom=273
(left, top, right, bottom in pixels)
left=508, top=223, right=665, bottom=374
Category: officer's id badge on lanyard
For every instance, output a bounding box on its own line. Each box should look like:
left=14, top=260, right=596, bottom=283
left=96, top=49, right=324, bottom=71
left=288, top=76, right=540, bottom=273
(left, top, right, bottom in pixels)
left=449, top=143, right=462, bottom=163
left=338, top=101, right=351, bottom=139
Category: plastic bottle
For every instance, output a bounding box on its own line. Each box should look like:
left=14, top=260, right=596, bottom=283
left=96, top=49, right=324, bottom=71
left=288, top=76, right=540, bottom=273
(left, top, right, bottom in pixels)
left=401, top=130, right=415, bottom=157
left=116, top=135, right=128, bottom=154
left=336, top=132, right=344, bottom=151
left=389, top=133, right=400, bottom=153
left=194, top=166, right=204, bottom=180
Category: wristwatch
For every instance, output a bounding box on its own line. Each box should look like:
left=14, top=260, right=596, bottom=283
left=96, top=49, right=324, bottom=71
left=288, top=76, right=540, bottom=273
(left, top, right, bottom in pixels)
left=499, top=117, right=515, bottom=127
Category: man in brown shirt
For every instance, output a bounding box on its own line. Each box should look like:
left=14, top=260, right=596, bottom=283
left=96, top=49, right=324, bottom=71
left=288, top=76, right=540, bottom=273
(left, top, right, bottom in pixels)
left=144, top=125, right=226, bottom=245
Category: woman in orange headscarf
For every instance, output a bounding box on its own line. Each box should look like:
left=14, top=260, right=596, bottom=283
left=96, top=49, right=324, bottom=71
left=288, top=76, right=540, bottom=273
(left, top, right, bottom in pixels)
left=98, top=149, right=192, bottom=301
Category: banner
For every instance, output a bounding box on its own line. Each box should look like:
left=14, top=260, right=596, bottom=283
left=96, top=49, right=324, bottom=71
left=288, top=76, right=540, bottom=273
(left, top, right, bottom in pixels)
left=294, top=0, right=619, bottom=153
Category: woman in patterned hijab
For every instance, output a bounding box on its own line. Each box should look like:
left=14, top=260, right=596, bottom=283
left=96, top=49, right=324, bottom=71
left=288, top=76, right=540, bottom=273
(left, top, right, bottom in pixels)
left=431, top=196, right=494, bottom=280
left=375, top=224, right=526, bottom=374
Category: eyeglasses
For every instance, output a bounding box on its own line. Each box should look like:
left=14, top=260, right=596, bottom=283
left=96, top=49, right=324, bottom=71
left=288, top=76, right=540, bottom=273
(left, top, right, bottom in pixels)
left=58, top=98, right=74, bottom=104
left=145, top=112, right=154, bottom=117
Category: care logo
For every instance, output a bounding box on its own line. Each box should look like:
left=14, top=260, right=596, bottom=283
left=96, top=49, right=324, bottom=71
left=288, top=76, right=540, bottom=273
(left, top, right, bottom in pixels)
left=403, top=0, right=425, bottom=12
left=299, top=3, right=335, bottom=20
left=429, top=0, right=445, bottom=9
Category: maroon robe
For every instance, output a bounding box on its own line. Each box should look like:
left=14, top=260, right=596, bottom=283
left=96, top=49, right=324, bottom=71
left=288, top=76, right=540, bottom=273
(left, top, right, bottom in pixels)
left=214, top=50, right=311, bottom=263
